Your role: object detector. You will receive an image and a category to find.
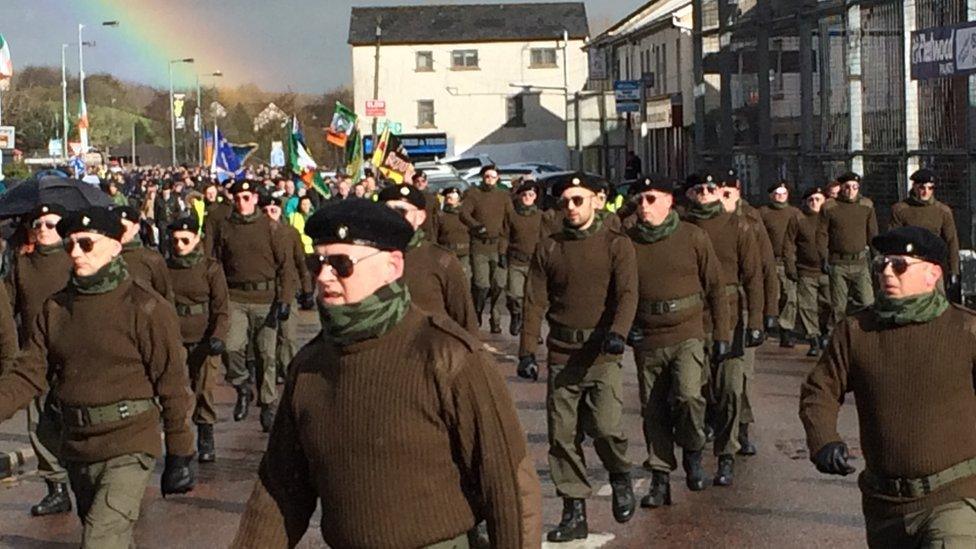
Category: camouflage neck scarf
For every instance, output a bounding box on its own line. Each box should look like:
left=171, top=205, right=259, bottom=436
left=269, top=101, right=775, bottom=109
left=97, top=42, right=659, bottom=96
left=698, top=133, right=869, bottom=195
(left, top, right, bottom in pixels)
left=442, top=204, right=459, bottom=214
left=873, top=290, right=949, bottom=326
left=515, top=202, right=538, bottom=215
left=122, top=239, right=143, bottom=251
left=72, top=255, right=129, bottom=295
left=408, top=229, right=426, bottom=249
left=562, top=215, right=603, bottom=240
left=769, top=201, right=789, bottom=210
left=35, top=243, right=64, bottom=256
left=167, top=245, right=204, bottom=269
left=907, top=193, right=935, bottom=206
left=230, top=210, right=261, bottom=224
left=319, top=281, right=411, bottom=347
left=633, top=210, right=679, bottom=244
left=685, top=200, right=724, bottom=220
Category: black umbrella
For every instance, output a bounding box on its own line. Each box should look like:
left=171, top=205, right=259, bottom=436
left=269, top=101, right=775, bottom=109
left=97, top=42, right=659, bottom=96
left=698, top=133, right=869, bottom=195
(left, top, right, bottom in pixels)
left=0, top=176, right=112, bottom=219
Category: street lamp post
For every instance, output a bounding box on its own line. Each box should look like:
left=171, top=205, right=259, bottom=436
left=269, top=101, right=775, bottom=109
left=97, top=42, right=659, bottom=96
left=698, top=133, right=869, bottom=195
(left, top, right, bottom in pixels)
left=196, top=70, right=222, bottom=166
left=77, top=21, right=118, bottom=155
left=169, top=57, right=194, bottom=166
left=61, top=43, right=68, bottom=158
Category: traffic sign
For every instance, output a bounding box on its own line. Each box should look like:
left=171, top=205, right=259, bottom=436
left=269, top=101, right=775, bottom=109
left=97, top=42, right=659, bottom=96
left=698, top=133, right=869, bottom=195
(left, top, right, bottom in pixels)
left=613, top=80, right=641, bottom=114
left=0, top=126, right=14, bottom=150
left=366, top=99, right=386, bottom=117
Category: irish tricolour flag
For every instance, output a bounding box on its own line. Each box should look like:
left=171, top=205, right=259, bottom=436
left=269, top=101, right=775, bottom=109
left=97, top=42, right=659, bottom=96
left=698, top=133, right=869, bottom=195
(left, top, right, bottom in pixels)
left=0, top=34, right=12, bottom=90
left=288, top=116, right=328, bottom=198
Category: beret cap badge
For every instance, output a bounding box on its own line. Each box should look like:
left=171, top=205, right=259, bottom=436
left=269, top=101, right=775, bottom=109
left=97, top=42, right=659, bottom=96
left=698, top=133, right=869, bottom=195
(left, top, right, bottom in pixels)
left=571, top=177, right=581, bottom=186
left=337, top=225, right=348, bottom=239
left=905, top=243, right=913, bottom=253
left=82, top=216, right=90, bottom=227
left=400, top=186, right=410, bottom=196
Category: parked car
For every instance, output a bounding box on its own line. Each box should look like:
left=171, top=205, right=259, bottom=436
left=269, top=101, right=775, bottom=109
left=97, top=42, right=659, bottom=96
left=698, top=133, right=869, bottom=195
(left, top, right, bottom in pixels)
left=462, top=165, right=536, bottom=189
left=414, top=161, right=458, bottom=179
left=505, top=161, right=564, bottom=174
left=424, top=165, right=471, bottom=195
left=436, top=154, right=495, bottom=181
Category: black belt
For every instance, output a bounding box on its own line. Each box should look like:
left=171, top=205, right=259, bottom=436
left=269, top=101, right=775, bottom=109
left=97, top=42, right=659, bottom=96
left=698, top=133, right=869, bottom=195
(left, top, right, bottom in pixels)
left=228, top=280, right=273, bottom=292
left=175, top=302, right=209, bottom=317
left=639, top=293, right=703, bottom=315
left=549, top=323, right=604, bottom=345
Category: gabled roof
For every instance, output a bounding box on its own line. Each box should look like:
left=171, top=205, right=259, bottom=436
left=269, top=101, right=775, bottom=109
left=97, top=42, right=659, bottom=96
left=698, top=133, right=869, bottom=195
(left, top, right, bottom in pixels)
left=348, top=3, right=589, bottom=46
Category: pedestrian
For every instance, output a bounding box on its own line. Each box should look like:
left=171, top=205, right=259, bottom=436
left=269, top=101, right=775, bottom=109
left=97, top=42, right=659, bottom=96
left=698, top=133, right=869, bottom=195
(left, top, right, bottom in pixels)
left=166, top=216, right=229, bottom=463
left=794, top=187, right=831, bottom=356
left=231, top=198, right=541, bottom=548
left=260, top=194, right=313, bottom=379
left=818, top=172, right=878, bottom=325
left=800, top=226, right=976, bottom=547
left=759, top=182, right=801, bottom=346
left=517, top=172, right=638, bottom=542
left=409, top=170, right=439, bottom=240
left=625, top=150, right=642, bottom=180
left=378, top=184, right=478, bottom=335
left=625, top=176, right=731, bottom=508
left=682, top=173, right=765, bottom=484
left=0, top=206, right=195, bottom=548
left=212, top=180, right=292, bottom=432
left=504, top=180, right=543, bottom=336
left=889, top=168, right=960, bottom=296
left=113, top=206, right=174, bottom=302
left=460, top=165, right=513, bottom=333
left=434, top=186, right=471, bottom=279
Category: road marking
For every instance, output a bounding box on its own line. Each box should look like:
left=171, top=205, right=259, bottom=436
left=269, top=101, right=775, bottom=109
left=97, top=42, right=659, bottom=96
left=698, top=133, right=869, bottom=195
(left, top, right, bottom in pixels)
left=542, top=533, right=615, bottom=548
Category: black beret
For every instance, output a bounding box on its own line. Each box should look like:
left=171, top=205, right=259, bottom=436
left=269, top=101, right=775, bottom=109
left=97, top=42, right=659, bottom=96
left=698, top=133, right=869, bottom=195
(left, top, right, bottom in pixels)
left=872, top=226, right=947, bottom=269
left=682, top=172, right=716, bottom=192
left=629, top=175, right=674, bottom=195
left=910, top=169, right=936, bottom=184
left=514, top=180, right=540, bottom=195
left=412, top=170, right=427, bottom=181
left=836, top=172, right=862, bottom=184
left=28, top=203, right=67, bottom=222
left=479, top=164, right=498, bottom=176
left=767, top=182, right=790, bottom=194
left=168, top=216, right=200, bottom=234
left=56, top=207, right=124, bottom=240
left=304, top=198, right=413, bottom=252
left=721, top=168, right=739, bottom=184
left=258, top=193, right=283, bottom=208
left=229, top=180, right=259, bottom=194
left=440, top=186, right=461, bottom=197
left=110, top=205, right=140, bottom=224
left=802, top=187, right=825, bottom=200
left=377, top=184, right=427, bottom=210
left=551, top=172, right=607, bottom=197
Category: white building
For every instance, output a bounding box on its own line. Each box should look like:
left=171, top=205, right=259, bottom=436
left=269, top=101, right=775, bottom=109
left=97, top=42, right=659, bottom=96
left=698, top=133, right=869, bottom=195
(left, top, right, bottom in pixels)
left=348, top=3, right=590, bottom=166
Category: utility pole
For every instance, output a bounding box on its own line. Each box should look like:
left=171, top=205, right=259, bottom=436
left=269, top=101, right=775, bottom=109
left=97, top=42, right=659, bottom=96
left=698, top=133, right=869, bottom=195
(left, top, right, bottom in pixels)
left=371, top=17, right=382, bottom=152
left=61, top=44, right=68, bottom=158
left=562, top=29, right=570, bottom=165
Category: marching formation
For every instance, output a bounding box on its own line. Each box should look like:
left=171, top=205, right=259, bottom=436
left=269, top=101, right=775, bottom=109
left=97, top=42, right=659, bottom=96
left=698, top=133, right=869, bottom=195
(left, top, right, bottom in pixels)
left=0, top=161, right=973, bottom=548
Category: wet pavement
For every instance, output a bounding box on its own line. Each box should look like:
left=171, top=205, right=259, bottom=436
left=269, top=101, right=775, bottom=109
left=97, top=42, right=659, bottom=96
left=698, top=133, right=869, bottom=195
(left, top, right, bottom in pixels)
left=0, top=310, right=866, bottom=548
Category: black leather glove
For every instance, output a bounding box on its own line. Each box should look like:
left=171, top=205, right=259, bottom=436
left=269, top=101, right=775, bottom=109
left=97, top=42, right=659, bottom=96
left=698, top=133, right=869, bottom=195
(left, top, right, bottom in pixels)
left=298, top=292, right=316, bottom=310
left=821, top=259, right=831, bottom=275
left=812, top=442, right=856, bottom=476
left=745, top=329, right=765, bottom=348
left=207, top=337, right=225, bottom=356
left=626, top=327, right=644, bottom=348
left=276, top=302, right=291, bottom=321
left=473, top=224, right=488, bottom=238
left=711, top=340, right=731, bottom=363
left=517, top=355, right=539, bottom=381
left=602, top=331, right=626, bottom=355
left=763, top=315, right=778, bottom=331
left=497, top=254, right=508, bottom=269
left=161, top=454, right=196, bottom=497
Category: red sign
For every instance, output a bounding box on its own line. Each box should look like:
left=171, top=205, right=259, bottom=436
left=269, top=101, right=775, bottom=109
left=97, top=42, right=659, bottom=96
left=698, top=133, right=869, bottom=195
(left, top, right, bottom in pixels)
left=365, top=99, right=386, bottom=117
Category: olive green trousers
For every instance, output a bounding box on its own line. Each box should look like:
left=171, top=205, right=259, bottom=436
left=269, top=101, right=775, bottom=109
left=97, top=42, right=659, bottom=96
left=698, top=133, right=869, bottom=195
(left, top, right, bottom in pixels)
left=471, top=252, right=506, bottom=324
left=226, top=300, right=278, bottom=405
left=829, top=261, right=874, bottom=325
left=66, top=453, right=156, bottom=549
left=865, top=498, right=976, bottom=548
left=776, top=265, right=797, bottom=331
left=797, top=273, right=831, bottom=338
left=186, top=342, right=219, bottom=425
left=28, top=393, right=67, bottom=483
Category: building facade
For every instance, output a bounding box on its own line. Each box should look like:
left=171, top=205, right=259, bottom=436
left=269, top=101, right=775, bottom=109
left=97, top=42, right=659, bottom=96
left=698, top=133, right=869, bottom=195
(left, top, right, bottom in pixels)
left=348, top=3, right=589, bottom=166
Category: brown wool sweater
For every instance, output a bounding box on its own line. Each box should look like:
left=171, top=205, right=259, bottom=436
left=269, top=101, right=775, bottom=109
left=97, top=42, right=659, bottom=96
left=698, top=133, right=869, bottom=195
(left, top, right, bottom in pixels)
left=818, top=197, right=879, bottom=261
left=422, top=191, right=439, bottom=242
left=167, top=255, right=230, bottom=344
left=684, top=210, right=765, bottom=331
left=214, top=215, right=293, bottom=304
left=520, top=226, right=638, bottom=357
left=759, top=204, right=800, bottom=273
left=739, top=202, right=780, bottom=317
left=889, top=199, right=960, bottom=275
left=628, top=220, right=732, bottom=346
left=7, top=248, right=71, bottom=344
left=272, top=220, right=313, bottom=296
left=434, top=209, right=471, bottom=258
left=795, top=210, right=824, bottom=276
left=0, top=277, right=193, bottom=462
left=122, top=244, right=174, bottom=302
left=460, top=186, right=514, bottom=255
left=506, top=208, right=543, bottom=264
left=232, top=307, right=541, bottom=549
left=403, top=242, right=479, bottom=335
left=800, top=304, right=976, bottom=517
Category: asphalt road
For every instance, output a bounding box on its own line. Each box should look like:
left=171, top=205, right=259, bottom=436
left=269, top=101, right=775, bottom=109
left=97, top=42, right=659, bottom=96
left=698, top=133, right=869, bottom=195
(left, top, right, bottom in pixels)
left=0, top=310, right=866, bottom=548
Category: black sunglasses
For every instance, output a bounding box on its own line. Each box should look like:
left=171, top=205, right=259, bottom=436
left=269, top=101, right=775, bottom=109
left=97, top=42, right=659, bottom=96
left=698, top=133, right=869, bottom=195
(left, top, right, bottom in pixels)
left=307, top=250, right=383, bottom=279
left=32, top=220, right=58, bottom=231
left=634, top=194, right=657, bottom=205
left=174, top=237, right=194, bottom=246
left=64, top=236, right=102, bottom=254
left=558, top=195, right=587, bottom=209
left=692, top=184, right=717, bottom=195
left=872, top=255, right=923, bottom=276
left=918, top=183, right=935, bottom=190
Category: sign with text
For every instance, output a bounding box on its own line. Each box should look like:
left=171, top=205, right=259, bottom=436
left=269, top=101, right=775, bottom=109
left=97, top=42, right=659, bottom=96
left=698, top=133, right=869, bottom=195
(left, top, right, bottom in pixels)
left=644, top=98, right=674, bottom=130
left=366, top=99, right=386, bottom=117
left=0, top=126, right=13, bottom=149
left=613, top=80, right=641, bottom=113
left=911, top=22, right=976, bottom=79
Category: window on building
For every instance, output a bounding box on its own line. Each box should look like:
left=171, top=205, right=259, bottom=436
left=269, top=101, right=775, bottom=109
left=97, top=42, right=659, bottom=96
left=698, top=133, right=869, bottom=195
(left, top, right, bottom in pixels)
left=417, top=100, right=435, bottom=127
left=451, top=49, right=479, bottom=69
left=416, top=51, right=433, bottom=72
left=530, top=48, right=558, bottom=68
left=506, top=95, right=525, bottom=126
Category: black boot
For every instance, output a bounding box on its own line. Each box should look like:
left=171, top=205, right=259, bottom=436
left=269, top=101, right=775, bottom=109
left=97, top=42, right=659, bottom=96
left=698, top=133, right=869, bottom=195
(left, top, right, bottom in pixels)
left=714, top=455, right=734, bottom=487
left=489, top=318, right=502, bottom=334
left=779, top=329, right=795, bottom=348
left=546, top=498, right=587, bottom=542
left=806, top=337, right=820, bottom=357
left=640, top=471, right=671, bottom=508
left=473, top=289, right=489, bottom=327
left=197, top=424, right=216, bottom=463
left=260, top=403, right=276, bottom=433
left=508, top=301, right=523, bottom=336
left=609, top=472, right=635, bottom=523
left=682, top=450, right=707, bottom=491
left=737, top=423, right=757, bottom=456
left=233, top=385, right=252, bottom=422
left=31, top=480, right=71, bottom=516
